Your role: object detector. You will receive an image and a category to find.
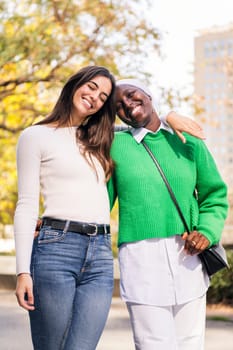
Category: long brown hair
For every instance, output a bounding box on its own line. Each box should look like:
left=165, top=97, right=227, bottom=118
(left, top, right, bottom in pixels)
left=36, top=66, right=116, bottom=181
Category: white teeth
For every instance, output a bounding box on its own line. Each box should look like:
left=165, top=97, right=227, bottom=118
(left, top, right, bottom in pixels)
left=83, top=98, right=92, bottom=108
left=131, top=105, right=141, bottom=115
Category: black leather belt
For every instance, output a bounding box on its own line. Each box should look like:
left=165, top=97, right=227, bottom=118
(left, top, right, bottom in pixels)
left=42, top=217, right=110, bottom=236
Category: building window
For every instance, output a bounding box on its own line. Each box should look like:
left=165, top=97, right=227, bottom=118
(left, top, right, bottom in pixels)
left=228, top=39, right=233, bottom=56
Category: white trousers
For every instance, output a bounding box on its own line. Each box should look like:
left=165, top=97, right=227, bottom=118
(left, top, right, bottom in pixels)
left=126, top=295, right=206, bottom=350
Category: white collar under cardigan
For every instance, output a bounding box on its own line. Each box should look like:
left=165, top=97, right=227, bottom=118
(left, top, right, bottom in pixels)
left=130, top=122, right=173, bottom=144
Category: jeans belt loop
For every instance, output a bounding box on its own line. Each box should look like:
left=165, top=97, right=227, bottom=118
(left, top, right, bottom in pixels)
left=63, top=220, right=70, bottom=234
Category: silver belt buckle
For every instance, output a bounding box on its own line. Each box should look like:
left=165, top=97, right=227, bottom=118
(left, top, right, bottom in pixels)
left=87, top=223, right=98, bottom=236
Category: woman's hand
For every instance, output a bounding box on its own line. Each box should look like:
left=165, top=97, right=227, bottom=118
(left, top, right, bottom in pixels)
left=166, top=111, right=205, bottom=143
left=34, top=218, right=42, bottom=238
left=182, top=230, right=210, bottom=256
left=15, top=273, right=35, bottom=311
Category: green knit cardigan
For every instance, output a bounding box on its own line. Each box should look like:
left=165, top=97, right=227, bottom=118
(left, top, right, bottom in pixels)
left=107, top=129, right=228, bottom=247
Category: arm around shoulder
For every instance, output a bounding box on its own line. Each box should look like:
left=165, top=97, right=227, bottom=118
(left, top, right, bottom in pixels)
left=163, top=111, right=205, bottom=143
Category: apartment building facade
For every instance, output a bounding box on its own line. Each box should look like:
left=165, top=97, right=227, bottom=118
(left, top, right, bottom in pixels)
left=194, top=24, right=233, bottom=188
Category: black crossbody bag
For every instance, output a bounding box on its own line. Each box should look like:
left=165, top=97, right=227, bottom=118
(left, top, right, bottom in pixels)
left=142, top=141, right=229, bottom=277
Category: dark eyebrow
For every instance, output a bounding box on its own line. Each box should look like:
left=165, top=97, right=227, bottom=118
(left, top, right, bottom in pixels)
left=89, top=80, right=109, bottom=98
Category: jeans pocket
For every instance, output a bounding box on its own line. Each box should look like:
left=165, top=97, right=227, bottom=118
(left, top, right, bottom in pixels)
left=38, top=227, right=66, bottom=244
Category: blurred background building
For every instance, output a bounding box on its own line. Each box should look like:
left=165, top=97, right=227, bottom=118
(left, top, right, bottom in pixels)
left=194, top=24, right=233, bottom=188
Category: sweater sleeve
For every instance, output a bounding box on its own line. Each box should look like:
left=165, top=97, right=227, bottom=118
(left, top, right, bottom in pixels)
left=107, top=172, right=117, bottom=211
left=14, top=127, right=41, bottom=275
left=194, top=139, right=228, bottom=246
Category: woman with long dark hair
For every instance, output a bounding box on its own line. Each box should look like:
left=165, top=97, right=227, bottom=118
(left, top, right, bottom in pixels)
left=14, top=66, right=116, bottom=350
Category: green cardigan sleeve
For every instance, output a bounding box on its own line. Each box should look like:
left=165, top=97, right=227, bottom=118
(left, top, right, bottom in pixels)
left=194, top=139, right=228, bottom=245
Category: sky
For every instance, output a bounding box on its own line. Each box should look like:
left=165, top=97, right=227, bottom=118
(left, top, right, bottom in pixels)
left=147, top=0, right=233, bottom=93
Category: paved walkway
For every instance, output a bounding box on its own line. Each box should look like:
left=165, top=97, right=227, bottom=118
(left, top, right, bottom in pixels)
left=1, top=256, right=233, bottom=349
left=1, top=290, right=233, bottom=350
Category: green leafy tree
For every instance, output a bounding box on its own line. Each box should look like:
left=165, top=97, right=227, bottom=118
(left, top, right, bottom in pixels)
left=207, top=249, right=233, bottom=305
left=0, top=0, right=162, bottom=224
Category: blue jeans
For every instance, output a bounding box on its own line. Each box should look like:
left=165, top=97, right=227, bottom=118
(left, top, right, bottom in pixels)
left=29, top=226, right=114, bottom=350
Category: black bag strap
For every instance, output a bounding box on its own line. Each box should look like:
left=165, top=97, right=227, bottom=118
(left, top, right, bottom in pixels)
left=142, top=140, right=191, bottom=234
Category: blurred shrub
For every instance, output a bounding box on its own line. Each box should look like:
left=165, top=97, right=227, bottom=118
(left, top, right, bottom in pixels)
left=207, top=248, right=233, bottom=305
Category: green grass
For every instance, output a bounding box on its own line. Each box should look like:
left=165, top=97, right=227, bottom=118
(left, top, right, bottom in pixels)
left=207, top=315, right=233, bottom=322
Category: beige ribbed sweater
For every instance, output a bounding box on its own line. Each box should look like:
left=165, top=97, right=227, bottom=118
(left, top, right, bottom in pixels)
left=14, top=125, right=110, bottom=274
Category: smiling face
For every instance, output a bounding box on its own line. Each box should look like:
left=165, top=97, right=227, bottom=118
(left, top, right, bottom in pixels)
left=115, top=84, right=159, bottom=130
left=71, top=75, right=112, bottom=125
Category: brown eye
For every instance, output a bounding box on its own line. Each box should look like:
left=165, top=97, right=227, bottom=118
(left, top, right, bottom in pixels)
left=99, top=92, right=107, bottom=103
left=88, top=83, right=95, bottom=90
left=127, top=91, right=134, bottom=98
